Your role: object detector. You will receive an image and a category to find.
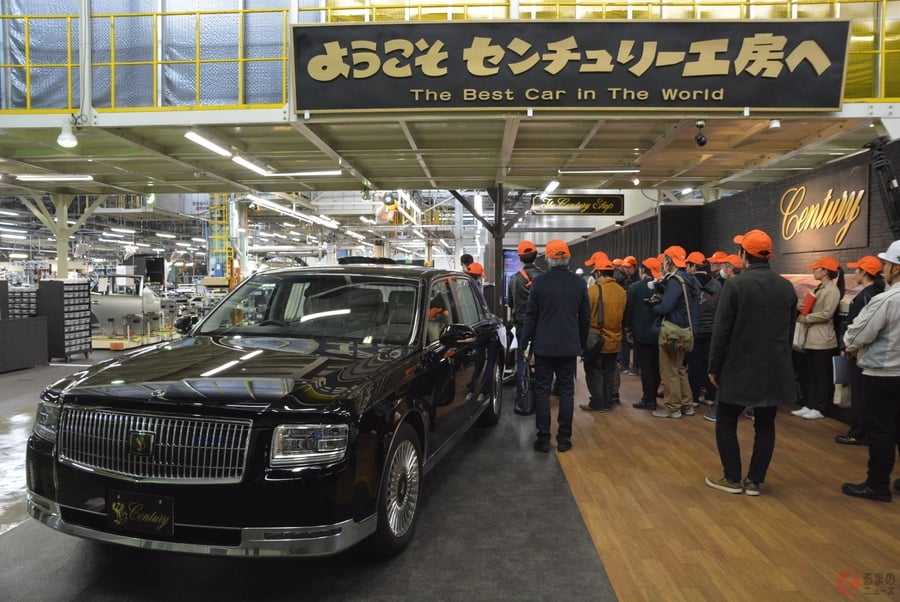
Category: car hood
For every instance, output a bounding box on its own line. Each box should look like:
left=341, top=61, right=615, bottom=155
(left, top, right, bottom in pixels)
left=49, top=336, right=417, bottom=411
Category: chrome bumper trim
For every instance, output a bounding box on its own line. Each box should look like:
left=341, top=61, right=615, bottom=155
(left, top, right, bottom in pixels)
left=26, top=491, right=377, bottom=558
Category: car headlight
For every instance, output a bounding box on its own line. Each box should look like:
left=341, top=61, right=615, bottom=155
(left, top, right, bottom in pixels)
left=270, top=424, right=349, bottom=467
left=33, top=400, right=61, bottom=442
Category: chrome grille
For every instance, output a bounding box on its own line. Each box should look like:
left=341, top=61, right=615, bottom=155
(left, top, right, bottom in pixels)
left=58, top=407, right=253, bottom=484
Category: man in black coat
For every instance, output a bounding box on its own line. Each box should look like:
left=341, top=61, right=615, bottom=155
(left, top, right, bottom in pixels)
left=705, top=229, right=798, bottom=496
left=624, top=256, right=663, bottom=410
left=521, top=239, right=590, bottom=453
left=507, top=240, right=543, bottom=413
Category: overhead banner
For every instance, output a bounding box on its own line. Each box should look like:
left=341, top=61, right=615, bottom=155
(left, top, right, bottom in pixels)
left=779, top=163, right=868, bottom=253
left=292, top=20, right=850, bottom=112
left=531, top=194, right=624, bottom=216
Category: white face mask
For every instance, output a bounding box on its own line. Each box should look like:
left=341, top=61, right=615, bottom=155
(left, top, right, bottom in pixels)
left=719, top=268, right=728, bottom=279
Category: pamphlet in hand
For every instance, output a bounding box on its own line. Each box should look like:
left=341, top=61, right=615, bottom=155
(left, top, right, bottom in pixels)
left=799, top=292, right=816, bottom=315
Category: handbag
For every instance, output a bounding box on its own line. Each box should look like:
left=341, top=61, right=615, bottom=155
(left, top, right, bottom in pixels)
left=657, top=276, right=694, bottom=352
left=792, top=322, right=807, bottom=352
left=585, top=283, right=604, bottom=352
left=515, top=347, right=536, bottom=415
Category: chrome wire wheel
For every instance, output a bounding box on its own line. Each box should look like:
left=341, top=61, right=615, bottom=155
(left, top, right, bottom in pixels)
left=385, top=439, right=420, bottom=538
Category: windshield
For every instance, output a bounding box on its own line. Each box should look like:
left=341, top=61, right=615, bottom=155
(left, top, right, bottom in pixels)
left=195, top=273, right=419, bottom=345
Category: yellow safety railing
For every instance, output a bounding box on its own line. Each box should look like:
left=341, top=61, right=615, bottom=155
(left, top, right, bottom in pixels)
left=0, top=2, right=895, bottom=116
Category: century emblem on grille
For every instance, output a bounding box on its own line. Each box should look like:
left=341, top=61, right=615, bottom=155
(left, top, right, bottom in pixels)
left=128, top=430, right=156, bottom=456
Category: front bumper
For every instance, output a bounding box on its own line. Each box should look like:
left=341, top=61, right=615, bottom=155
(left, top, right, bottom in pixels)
left=27, top=491, right=377, bottom=558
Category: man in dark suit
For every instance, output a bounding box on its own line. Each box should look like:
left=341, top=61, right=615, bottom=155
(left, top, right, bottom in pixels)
left=705, top=229, right=798, bottom=496
left=521, top=239, right=590, bottom=453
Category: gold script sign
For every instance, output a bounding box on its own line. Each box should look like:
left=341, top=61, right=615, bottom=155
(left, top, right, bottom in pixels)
left=776, top=163, right=869, bottom=253
left=531, top=194, right=624, bottom=216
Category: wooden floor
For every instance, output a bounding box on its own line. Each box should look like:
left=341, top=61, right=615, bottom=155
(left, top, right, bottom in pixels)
left=551, top=367, right=900, bottom=601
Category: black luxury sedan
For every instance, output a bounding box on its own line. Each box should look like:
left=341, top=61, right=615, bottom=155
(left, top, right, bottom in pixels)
left=26, top=265, right=504, bottom=557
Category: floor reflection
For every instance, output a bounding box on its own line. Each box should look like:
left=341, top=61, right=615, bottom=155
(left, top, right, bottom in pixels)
left=0, top=412, right=32, bottom=535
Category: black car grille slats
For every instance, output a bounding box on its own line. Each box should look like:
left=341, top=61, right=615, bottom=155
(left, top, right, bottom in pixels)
left=58, top=408, right=252, bottom=484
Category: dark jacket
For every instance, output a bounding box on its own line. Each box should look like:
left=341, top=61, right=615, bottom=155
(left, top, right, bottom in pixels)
left=708, top=262, right=799, bottom=407
left=624, top=276, right=659, bottom=345
left=693, top=271, right=722, bottom=336
left=507, top=263, right=543, bottom=326
left=521, top=266, right=590, bottom=357
left=652, top=269, right=699, bottom=335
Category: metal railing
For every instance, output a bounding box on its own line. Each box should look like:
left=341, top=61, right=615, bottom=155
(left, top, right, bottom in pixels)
left=0, top=2, right=896, bottom=116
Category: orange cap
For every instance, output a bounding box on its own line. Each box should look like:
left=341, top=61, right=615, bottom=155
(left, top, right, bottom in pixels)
left=466, top=262, right=485, bottom=278
left=517, top=240, right=537, bottom=255
left=663, top=245, right=688, bottom=268
left=708, top=251, right=729, bottom=263
left=725, top=254, right=742, bottom=268
left=584, top=251, right=604, bottom=266
left=612, top=258, right=624, bottom=266
left=622, top=255, right=637, bottom=267
left=586, top=251, right=615, bottom=272
left=847, top=255, right=883, bottom=277
left=686, top=251, right=706, bottom=265
left=733, top=229, right=774, bottom=259
left=545, top=239, right=570, bottom=259
left=808, top=257, right=840, bottom=272
left=642, top=256, right=662, bottom=280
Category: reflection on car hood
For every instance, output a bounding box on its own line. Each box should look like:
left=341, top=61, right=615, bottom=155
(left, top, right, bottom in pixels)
left=53, top=336, right=415, bottom=409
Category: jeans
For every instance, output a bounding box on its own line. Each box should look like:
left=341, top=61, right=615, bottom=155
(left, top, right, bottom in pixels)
left=862, top=374, right=900, bottom=493
left=534, top=355, right=577, bottom=444
left=584, top=349, right=617, bottom=409
left=714, top=403, right=778, bottom=484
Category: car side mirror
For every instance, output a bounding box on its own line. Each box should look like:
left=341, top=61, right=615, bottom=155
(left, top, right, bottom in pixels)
left=439, top=323, right=476, bottom=346
left=174, top=315, right=198, bottom=334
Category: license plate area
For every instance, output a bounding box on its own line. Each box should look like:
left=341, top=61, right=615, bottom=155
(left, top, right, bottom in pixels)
left=107, top=490, right=174, bottom=536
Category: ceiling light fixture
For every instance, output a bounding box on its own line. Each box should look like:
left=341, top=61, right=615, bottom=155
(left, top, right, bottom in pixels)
left=769, top=118, right=781, bottom=130
left=232, top=155, right=271, bottom=176
left=16, top=174, right=94, bottom=182
left=57, top=117, right=78, bottom=148
left=557, top=168, right=640, bottom=175
left=543, top=179, right=560, bottom=194
left=631, top=177, right=641, bottom=186
left=184, top=130, right=233, bottom=157
left=265, top=169, right=342, bottom=177
left=155, top=232, right=177, bottom=239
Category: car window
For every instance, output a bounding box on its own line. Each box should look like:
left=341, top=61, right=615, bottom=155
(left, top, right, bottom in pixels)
left=452, top=276, right=485, bottom=326
left=426, top=278, right=457, bottom=344
left=196, top=273, right=418, bottom=344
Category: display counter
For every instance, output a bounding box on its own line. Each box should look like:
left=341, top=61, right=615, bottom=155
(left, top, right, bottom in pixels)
left=0, top=316, right=48, bottom=372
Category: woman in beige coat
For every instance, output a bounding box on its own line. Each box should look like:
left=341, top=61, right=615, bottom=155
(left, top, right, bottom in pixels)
left=792, top=257, right=843, bottom=420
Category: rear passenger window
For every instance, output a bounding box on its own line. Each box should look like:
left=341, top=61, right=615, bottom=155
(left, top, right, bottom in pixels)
left=453, top=277, right=484, bottom=326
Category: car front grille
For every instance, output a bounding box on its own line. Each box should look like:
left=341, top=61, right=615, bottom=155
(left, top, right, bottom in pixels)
left=58, top=407, right=253, bottom=484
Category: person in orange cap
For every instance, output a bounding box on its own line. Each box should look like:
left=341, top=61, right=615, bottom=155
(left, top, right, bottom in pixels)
left=722, top=254, right=742, bottom=280
left=834, top=255, right=886, bottom=446
left=624, top=256, right=664, bottom=410
left=705, top=228, right=798, bottom=496
left=580, top=251, right=626, bottom=413
left=520, top=239, right=590, bottom=453
left=792, top=256, right=844, bottom=421
left=508, top=240, right=543, bottom=414
left=649, top=245, right=699, bottom=419
left=684, top=251, right=722, bottom=409
left=708, top=250, right=729, bottom=285
left=616, top=255, right=640, bottom=374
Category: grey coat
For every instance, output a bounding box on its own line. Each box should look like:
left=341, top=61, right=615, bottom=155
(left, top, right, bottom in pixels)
left=708, top=262, right=799, bottom=407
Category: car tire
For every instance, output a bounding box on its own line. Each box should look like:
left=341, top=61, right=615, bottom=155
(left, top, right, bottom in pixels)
left=476, top=357, right=503, bottom=426
left=369, top=422, right=422, bottom=556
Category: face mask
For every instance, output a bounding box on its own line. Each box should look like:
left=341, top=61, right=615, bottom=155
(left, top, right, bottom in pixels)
left=719, top=268, right=728, bottom=279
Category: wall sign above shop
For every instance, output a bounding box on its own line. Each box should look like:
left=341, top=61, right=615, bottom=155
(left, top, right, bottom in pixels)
left=531, top=194, right=624, bottom=216
left=292, top=21, right=849, bottom=112
left=779, top=163, right=868, bottom=253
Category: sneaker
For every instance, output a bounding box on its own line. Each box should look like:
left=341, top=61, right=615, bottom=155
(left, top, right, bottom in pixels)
left=626, top=368, right=640, bottom=376
left=632, top=400, right=656, bottom=410
left=652, top=409, right=682, bottom=419
left=705, top=476, right=743, bottom=494
left=697, top=396, right=715, bottom=406
left=579, top=404, right=610, bottom=413
left=803, top=409, right=825, bottom=420
left=791, top=406, right=812, bottom=417
left=703, top=412, right=717, bottom=422
left=744, top=408, right=755, bottom=420
left=743, top=480, right=760, bottom=496
left=683, top=406, right=696, bottom=416
left=556, top=439, right=572, bottom=452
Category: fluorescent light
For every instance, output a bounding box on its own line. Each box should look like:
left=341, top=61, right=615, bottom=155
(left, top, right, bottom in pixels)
left=233, top=155, right=271, bottom=176
left=9, top=252, right=28, bottom=259
left=557, top=168, right=640, bottom=174
left=191, top=237, right=207, bottom=244
left=0, top=210, right=18, bottom=216
left=103, top=232, right=124, bottom=238
left=543, top=180, right=560, bottom=194
left=681, top=187, right=693, bottom=195
left=16, top=174, right=93, bottom=182
left=0, top=227, right=27, bottom=234
left=343, top=229, right=366, bottom=241
left=1, top=233, right=27, bottom=240
left=156, top=232, right=177, bottom=239
left=110, top=227, right=135, bottom=234
left=184, top=130, right=233, bottom=157
left=265, top=169, right=342, bottom=177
